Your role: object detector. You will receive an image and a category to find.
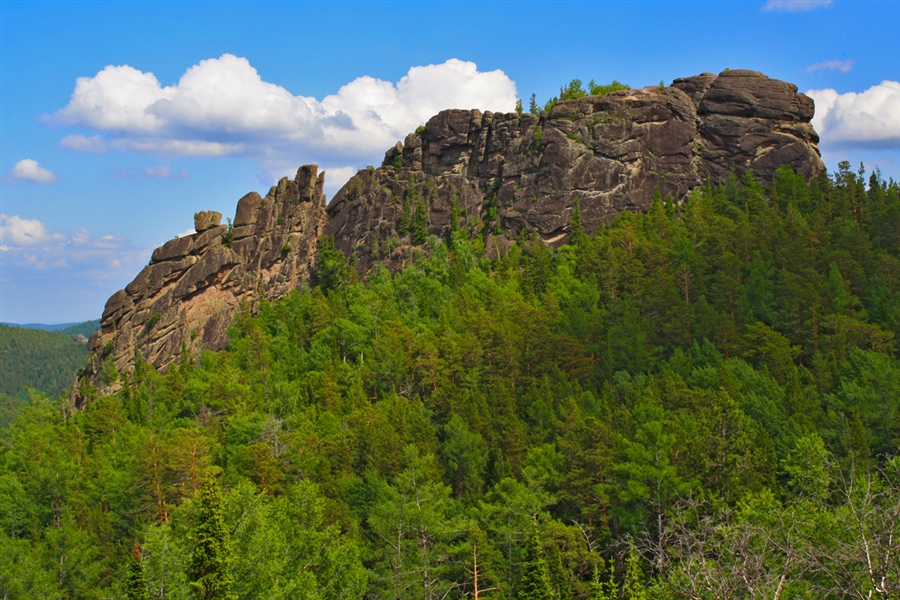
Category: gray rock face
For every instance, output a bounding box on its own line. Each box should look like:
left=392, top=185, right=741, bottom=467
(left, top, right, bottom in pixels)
left=326, top=70, right=823, bottom=271
left=75, top=70, right=824, bottom=402
left=675, top=70, right=821, bottom=181
left=78, top=166, right=326, bottom=400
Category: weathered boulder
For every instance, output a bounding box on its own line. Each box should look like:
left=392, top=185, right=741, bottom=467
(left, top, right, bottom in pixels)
left=193, top=210, right=222, bottom=232
left=676, top=69, right=821, bottom=180
left=234, top=192, right=263, bottom=227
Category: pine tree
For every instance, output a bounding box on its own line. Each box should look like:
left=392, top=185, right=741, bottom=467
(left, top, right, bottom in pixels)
left=314, top=235, right=349, bottom=293
left=189, top=478, right=235, bottom=600
left=569, top=197, right=585, bottom=244
left=412, top=201, right=430, bottom=245
left=519, top=530, right=555, bottom=600
left=124, top=541, right=149, bottom=600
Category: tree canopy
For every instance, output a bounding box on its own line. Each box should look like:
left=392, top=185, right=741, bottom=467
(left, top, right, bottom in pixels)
left=1, top=165, right=898, bottom=598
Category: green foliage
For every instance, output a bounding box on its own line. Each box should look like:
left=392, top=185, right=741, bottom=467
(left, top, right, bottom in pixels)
left=541, top=79, right=631, bottom=112
left=589, top=80, right=630, bottom=97
left=0, top=322, right=92, bottom=399
left=520, top=530, right=555, bottom=600
left=622, top=545, right=648, bottom=600
left=315, top=235, right=350, bottom=292
left=57, top=319, right=101, bottom=337
left=223, top=218, right=233, bottom=247
left=188, top=478, right=235, bottom=600
left=125, top=542, right=150, bottom=600
left=570, top=197, right=584, bottom=243
left=1, top=165, right=899, bottom=597
left=560, top=79, right=588, bottom=101
left=412, top=199, right=430, bottom=245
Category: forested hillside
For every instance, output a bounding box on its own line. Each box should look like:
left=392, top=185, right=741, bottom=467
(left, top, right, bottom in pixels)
left=0, top=320, right=100, bottom=397
left=0, top=320, right=98, bottom=429
left=1, top=164, right=898, bottom=598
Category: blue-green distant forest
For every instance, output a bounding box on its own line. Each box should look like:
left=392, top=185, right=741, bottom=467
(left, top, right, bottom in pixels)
left=0, top=320, right=99, bottom=427
left=1, top=164, right=898, bottom=599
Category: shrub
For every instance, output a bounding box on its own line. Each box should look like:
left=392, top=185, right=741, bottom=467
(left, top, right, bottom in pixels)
left=589, top=79, right=630, bottom=96
left=224, top=218, right=234, bottom=247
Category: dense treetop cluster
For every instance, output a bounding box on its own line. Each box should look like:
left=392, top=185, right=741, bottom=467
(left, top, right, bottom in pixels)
left=1, top=164, right=898, bottom=598
left=0, top=321, right=99, bottom=427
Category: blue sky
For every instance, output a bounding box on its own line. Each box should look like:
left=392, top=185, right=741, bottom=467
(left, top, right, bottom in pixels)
left=2, top=0, right=899, bottom=323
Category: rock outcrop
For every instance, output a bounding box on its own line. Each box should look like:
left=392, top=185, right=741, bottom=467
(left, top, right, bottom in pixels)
left=78, top=166, right=326, bottom=399
left=75, top=70, right=823, bottom=400
left=326, top=69, right=822, bottom=270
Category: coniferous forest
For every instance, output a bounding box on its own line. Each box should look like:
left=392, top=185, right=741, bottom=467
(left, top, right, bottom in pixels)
left=1, top=164, right=899, bottom=599
left=0, top=321, right=98, bottom=429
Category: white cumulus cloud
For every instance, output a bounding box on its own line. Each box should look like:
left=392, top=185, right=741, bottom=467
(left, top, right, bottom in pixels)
left=143, top=165, right=189, bottom=179
left=763, top=0, right=832, bottom=11
left=59, top=134, right=107, bottom=153
left=0, top=214, right=65, bottom=247
left=1, top=214, right=152, bottom=322
left=0, top=214, right=146, bottom=274
left=806, top=60, right=854, bottom=73
left=48, top=55, right=517, bottom=190
left=114, top=164, right=189, bottom=180
left=807, top=81, right=900, bottom=148
left=8, top=159, right=58, bottom=184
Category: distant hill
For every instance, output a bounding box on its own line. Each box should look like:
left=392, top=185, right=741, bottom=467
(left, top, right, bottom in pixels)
left=2, top=321, right=78, bottom=331
left=0, top=320, right=98, bottom=403
left=56, top=319, right=101, bottom=337
left=1, top=319, right=100, bottom=335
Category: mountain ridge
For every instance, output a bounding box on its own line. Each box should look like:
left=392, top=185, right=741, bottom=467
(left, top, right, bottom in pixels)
left=73, top=69, right=824, bottom=403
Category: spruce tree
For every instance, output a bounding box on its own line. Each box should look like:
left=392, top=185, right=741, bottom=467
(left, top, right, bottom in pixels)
left=412, top=201, right=430, bottom=245
left=569, top=196, right=584, bottom=244
left=519, top=530, right=555, bottom=600
left=124, top=541, right=149, bottom=600
left=188, top=478, right=235, bottom=600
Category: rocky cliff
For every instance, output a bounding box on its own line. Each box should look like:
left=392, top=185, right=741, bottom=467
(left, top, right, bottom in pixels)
left=78, top=166, right=326, bottom=400
left=326, top=69, right=822, bottom=270
left=75, top=69, right=823, bottom=400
